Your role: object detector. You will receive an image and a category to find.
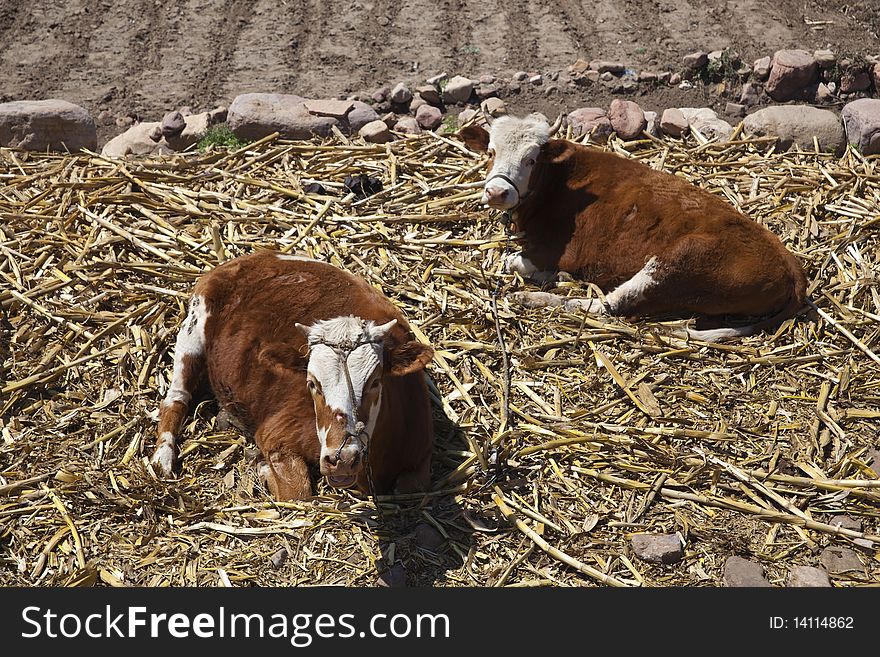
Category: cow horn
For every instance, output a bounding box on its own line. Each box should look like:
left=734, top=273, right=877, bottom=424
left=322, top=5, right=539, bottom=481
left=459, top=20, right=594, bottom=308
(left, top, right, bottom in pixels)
left=480, top=103, right=495, bottom=127
left=548, top=113, right=564, bottom=137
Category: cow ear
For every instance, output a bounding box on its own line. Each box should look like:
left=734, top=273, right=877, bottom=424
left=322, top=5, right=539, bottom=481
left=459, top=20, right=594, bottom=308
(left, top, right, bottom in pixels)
left=458, top=125, right=490, bottom=152
left=294, top=322, right=312, bottom=339
left=387, top=341, right=434, bottom=377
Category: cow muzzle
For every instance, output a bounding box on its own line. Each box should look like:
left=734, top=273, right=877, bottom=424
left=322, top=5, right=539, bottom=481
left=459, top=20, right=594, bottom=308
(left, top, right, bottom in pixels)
left=482, top=173, right=521, bottom=210
left=320, top=431, right=367, bottom=488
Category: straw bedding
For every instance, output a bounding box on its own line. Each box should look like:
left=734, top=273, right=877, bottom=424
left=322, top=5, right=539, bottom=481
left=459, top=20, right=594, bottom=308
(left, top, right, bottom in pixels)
left=1, top=126, right=878, bottom=587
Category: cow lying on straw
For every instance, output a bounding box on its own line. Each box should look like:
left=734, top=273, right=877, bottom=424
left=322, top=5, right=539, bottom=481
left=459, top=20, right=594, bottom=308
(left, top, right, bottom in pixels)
left=150, top=251, right=434, bottom=501
left=460, top=113, right=808, bottom=341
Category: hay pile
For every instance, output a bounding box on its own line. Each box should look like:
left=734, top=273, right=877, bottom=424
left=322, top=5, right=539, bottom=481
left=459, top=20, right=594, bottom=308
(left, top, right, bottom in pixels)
left=1, top=127, right=879, bottom=587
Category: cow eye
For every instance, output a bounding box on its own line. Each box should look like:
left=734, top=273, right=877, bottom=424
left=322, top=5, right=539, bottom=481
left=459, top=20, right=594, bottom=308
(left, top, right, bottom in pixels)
left=371, top=379, right=381, bottom=389
left=527, top=158, right=536, bottom=166
left=488, top=148, right=495, bottom=157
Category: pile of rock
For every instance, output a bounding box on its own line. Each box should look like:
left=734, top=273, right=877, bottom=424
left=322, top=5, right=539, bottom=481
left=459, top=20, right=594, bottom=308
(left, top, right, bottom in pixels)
left=2, top=44, right=880, bottom=158
left=102, top=106, right=228, bottom=157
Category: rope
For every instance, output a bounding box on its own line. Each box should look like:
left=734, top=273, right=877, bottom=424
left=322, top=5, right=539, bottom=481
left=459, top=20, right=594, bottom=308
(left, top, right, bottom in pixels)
left=487, top=210, right=516, bottom=478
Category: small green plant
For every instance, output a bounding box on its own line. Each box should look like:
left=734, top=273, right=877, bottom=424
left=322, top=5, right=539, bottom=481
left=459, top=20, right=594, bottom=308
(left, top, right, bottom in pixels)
left=457, top=44, right=480, bottom=56
left=197, top=124, right=249, bottom=151
left=439, top=114, right=458, bottom=135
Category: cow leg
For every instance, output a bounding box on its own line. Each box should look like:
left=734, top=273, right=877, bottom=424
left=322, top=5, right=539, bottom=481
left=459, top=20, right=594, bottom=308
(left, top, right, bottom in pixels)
left=151, top=295, right=209, bottom=478
left=259, top=452, right=312, bottom=501
left=602, top=256, right=661, bottom=315
left=510, top=257, right=661, bottom=316
left=504, top=252, right=556, bottom=284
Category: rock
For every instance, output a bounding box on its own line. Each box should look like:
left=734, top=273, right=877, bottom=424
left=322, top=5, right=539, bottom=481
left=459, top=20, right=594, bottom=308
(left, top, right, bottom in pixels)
left=830, top=515, right=861, bottom=533
left=742, top=105, right=846, bottom=155
left=479, top=74, right=496, bottom=85
left=414, top=522, right=445, bottom=551
left=161, top=110, right=186, bottom=138
left=442, top=75, right=474, bottom=104
left=873, top=64, right=880, bottom=94
left=380, top=112, right=397, bottom=128
left=415, top=84, right=441, bottom=106
left=376, top=562, right=407, bottom=587
left=390, top=82, right=413, bottom=105
left=669, top=73, right=682, bottom=85
left=608, top=99, right=646, bottom=140
left=819, top=546, right=864, bottom=575
left=660, top=108, right=689, bottom=137
left=529, top=74, right=543, bottom=85
left=512, top=71, right=529, bottom=82
left=164, top=109, right=226, bottom=151
left=590, top=60, right=626, bottom=74
left=787, top=565, right=831, bottom=587
left=101, top=121, right=173, bottom=158
left=683, top=51, right=708, bottom=70
left=567, top=107, right=613, bottom=142
left=600, top=71, right=615, bottom=82
left=725, top=102, right=746, bottom=117
left=426, top=73, right=448, bottom=86
left=359, top=119, right=393, bottom=144
left=680, top=107, right=733, bottom=141
left=766, top=49, right=819, bottom=101
left=814, top=49, right=836, bottom=69
left=415, top=104, right=442, bottom=130
left=638, top=71, right=659, bottom=82
left=753, top=56, right=772, bottom=81
left=347, top=101, right=380, bottom=133
left=815, top=83, right=834, bottom=103
left=740, top=82, right=762, bottom=107
left=868, top=448, right=880, bottom=477
left=544, top=85, right=559, bottom=96
left=304, top=99, right=354, bottom=119
left=371, top=86, right=390, bottom=103
left=630, top=533, right=683, bottom=564
left=840, top=70, right=871, bottom=94
left=409, top=95, right=427, bottom=112
left=842, top=98, right=880, bottom=155
left=476, top=83, right=500, bottom=99
left=723, top=556, right=771, bottom=587
left=569, top=59, right=590, bottom=75
left=0, top=99, right=97, bottom=152
left=393, top=116, right=422, bottom=135
left=458, top=108, right=478, bottom=125
left=481, top=97, right=507, bottom=117
left=270, top=548, right=289, bottom=570
left=227, top=93, right=338, bottom=140
left=657, top=71, right=672, bottom=84
left=643, top=110, right=660, bottom=137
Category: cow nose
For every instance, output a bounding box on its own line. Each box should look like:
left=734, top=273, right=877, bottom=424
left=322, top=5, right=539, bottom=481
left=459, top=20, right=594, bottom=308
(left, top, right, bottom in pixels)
left=485, top=185, right=508, bottom=204
left=322, top=449, right=361, bottom=468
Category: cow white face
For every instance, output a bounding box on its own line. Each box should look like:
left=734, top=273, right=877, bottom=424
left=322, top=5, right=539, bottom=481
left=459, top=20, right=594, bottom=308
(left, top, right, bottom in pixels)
left=295, top=316, right=434, bottom=490
left=479, top=114, right=554, bottom=210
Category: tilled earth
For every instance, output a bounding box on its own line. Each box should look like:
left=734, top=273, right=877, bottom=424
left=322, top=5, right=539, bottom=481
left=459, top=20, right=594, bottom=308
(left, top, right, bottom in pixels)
left=1, top=0, right=879, bottom=143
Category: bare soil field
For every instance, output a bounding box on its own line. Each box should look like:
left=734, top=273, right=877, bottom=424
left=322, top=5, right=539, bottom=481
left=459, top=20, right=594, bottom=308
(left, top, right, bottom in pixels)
left=1, top=1, right=879, bottom=142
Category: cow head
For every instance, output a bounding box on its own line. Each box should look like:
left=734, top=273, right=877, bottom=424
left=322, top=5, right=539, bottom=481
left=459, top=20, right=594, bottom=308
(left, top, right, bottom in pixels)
left=294, top=316, right=433, bottom=490
left=459, top=112, right=563, bottom=210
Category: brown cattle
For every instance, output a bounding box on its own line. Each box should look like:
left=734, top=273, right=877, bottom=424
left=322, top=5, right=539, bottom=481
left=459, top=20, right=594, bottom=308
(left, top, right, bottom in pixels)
left=150, top=251, right=434, bottom=500
left=459, top=114, right=808, bottom=341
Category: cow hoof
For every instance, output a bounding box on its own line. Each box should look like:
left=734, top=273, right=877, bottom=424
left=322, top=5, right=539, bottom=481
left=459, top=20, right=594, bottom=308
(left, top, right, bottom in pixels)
left=510, top=291, right=563, bottom=308
left=150, top=444, right=177, bottom=479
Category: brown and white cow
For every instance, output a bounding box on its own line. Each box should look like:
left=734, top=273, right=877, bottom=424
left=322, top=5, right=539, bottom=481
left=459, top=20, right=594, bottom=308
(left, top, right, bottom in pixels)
left=150, top=251, right=434, bottom=500
left=459, top=113, right=808, bottom=341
